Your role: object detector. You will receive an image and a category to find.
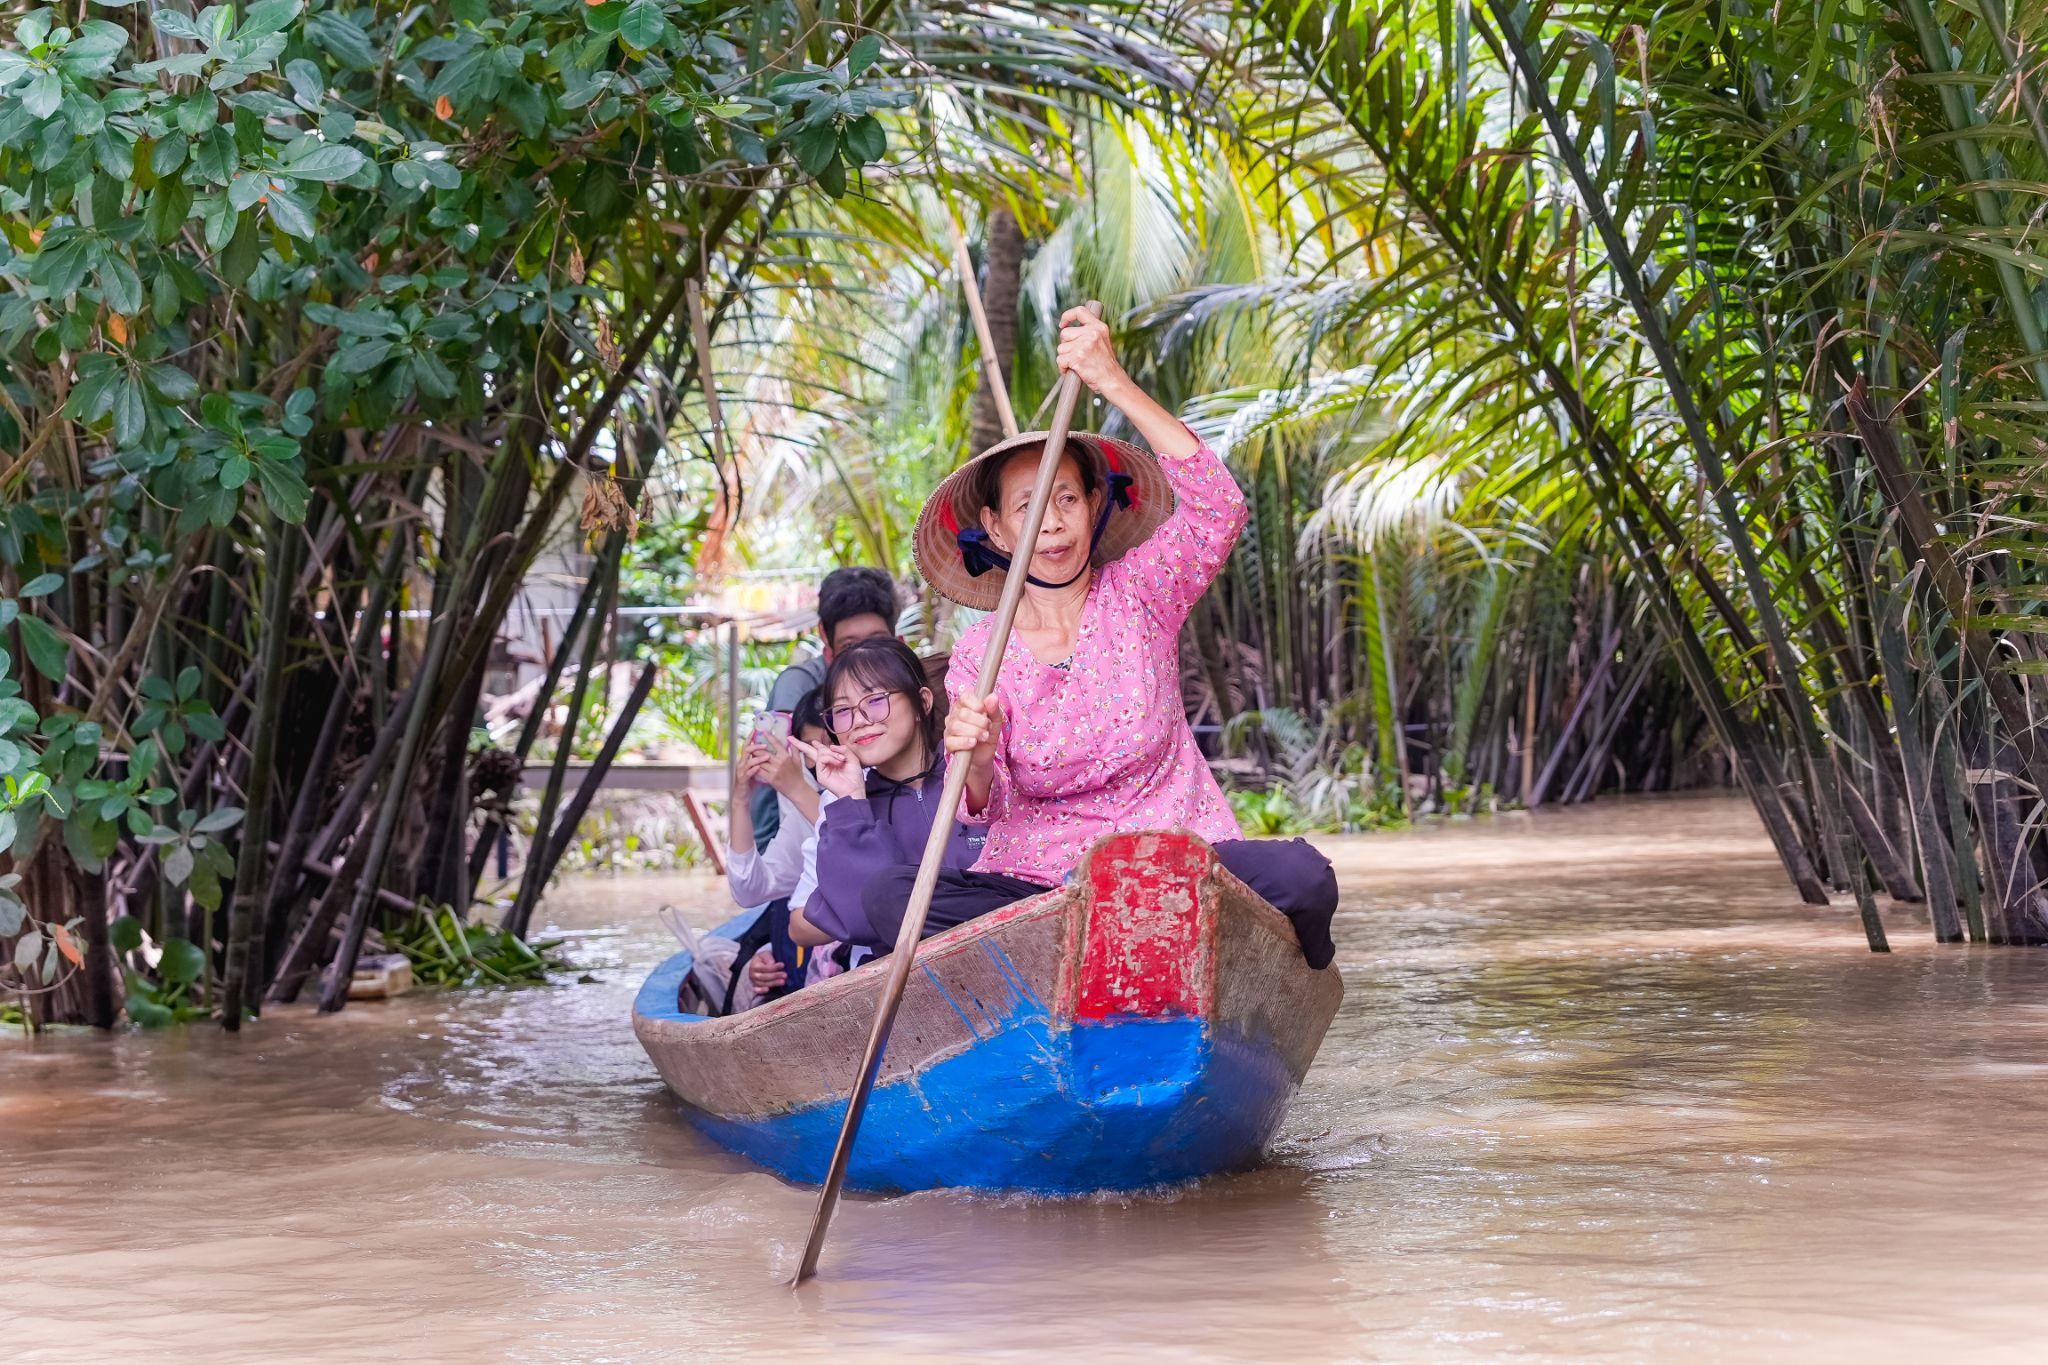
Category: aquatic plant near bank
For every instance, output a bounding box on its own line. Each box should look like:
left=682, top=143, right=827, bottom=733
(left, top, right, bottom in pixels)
left=110, top=915, right=210, bottom=1028
left=388, top=906, right=567, bottom=989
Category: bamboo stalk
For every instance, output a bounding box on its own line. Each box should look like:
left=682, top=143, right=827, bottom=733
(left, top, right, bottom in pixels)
left=1876, top=606, right=1963, bottom=941
left=505, top=545, right=620, bottom=938
left=315, top=447, right=519, bottom=1012
left=464, top=553, right=609, bottom=895
left=526, top=661, right=661, bottom=896
left=262, top=462, right=432, bottom=969
left=1530, top=625, right=1622, bottom=808
left=221, top=515, right=298, bottom=1029
left=1849, top=379, right=2048, bottom=802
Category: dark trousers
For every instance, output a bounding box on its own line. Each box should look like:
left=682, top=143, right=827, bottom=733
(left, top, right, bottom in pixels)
left=860, top=837, right=1338, bottom=969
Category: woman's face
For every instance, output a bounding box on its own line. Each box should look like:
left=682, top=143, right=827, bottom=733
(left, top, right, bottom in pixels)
left=829, top=675, right=928, bottom=770
left=981, top=451, right=1102, bottom=584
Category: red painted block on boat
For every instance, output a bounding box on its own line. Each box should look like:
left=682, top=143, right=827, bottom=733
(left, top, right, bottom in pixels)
left=1076, top=832, right=1213, bottom=1021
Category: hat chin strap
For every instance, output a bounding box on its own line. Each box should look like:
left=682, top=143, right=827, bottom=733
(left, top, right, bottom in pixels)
left=955, top=472, right=1133, bottom=592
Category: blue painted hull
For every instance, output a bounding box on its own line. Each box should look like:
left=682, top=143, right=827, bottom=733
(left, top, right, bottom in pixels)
left=702, top=990, right=1287, bottom=1192
left=632, top=833, right=1344, bottom=1195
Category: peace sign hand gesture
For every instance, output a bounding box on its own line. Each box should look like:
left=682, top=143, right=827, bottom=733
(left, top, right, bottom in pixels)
left=788, top=737, right=866, bottom=800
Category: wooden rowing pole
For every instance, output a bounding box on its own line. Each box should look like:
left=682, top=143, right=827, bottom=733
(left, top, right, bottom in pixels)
left=791, top=299, right=1100, bottom=1286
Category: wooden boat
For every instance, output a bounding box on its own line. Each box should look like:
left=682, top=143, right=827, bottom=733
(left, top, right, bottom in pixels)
left=633, top=830, right=1344, bottom=1195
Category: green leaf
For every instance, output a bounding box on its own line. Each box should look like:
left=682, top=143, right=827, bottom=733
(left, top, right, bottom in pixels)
left=64, top=811, right=112, bottom=874
left=815, top=151, right=847, bottom=198
left=0, top=897, right=23, bottom=939
left=200, top=391, right=236, bottom=432
left=192, top=125, right=238, bottom=184
left=31, top=234, right=94, bottom=298
left=16, top=930, right=45, bottom=977
left=842, top=114, right=885, bottom=165
left=253, top=457, right=310, bottom=522
left=619, top=0, right=668, bottom=50
left=158, top=937, right=205, bottom=986
left=19, top=573, right=63, bottom=599
left=265, top=187, right=315, bottom=239
left=112, top=375, right=147, bottom=444
left=220, top=211, right=261, bottom=285
left=151, top=9, right=201, bottom=41
left=306, top=12, right=377, bottom=71
left=24, top=71, right=62, bottom=120
left=188, top=857, right=221, bottom=911
left=330, top=338, right=395, bottom=374
left=147, top=363, right=199, bottom=401
left=110, top=915, right=144, bottom=954
left=412, top=348, right=457, bottom=399
left=175, top=98, right=215, bottom=137
left=145, top=179, right=194, bottom=244
left=163, top=842, right=194, bottom=886
left=193, top=806, right=243, bottom=834
left=99, top=254, right=144, bottom=316
left=0, top=698, right=35, bottom=735
left=228, top=169, right=268, bottom=212
left=847, top=33, right=883, bottom=77
left=126, top=989, right=175, bottom=1027
left=15, top=615, right=69, bottom=683
left=64, top=20, right=131, bottom=68
left=790, top=123, right=838, bottom=177
left=240, top=0, right=304, bottom=40
left=280, top=142, right=365, bottom=182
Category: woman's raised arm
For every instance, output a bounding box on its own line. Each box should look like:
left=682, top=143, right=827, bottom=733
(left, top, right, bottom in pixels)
left=1056, top=308, right=1247, bottom=627
left=1057, top=308, right=1197, bottom=459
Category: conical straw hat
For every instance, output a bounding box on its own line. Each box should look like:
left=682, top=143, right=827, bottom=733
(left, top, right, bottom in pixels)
left=912, top=429, right=1176, bottom=611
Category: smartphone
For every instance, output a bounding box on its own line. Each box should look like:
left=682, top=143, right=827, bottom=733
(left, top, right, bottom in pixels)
left=748, top=711, right=792, bottom=749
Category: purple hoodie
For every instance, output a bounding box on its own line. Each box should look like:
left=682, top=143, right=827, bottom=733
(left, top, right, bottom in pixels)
left=803, top=754, right=985, bottom=946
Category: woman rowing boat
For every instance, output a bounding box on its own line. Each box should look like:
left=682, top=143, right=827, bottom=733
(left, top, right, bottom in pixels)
left=860, top=308, right=1338, bottom=967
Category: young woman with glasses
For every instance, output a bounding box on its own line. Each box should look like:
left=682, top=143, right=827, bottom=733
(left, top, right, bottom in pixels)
left=784, top=637, right=983, bottom=950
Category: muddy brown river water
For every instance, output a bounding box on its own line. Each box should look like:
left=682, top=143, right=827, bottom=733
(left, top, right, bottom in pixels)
left=6, top=796, right=2048, bottom=1361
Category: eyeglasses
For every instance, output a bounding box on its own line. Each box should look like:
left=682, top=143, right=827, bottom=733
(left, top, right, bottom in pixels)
left=826, top=691, right=893, bottom=736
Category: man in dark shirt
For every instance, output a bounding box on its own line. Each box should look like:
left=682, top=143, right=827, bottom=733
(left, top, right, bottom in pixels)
left=749, top=567, right=900, bottom=849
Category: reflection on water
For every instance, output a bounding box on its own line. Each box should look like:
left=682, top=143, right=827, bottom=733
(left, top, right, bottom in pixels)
left=7, top=796, right=2048, bottom=1361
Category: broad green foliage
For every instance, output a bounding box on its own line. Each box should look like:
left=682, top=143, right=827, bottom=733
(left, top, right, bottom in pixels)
left=0, top=0, right=903, bottom=1009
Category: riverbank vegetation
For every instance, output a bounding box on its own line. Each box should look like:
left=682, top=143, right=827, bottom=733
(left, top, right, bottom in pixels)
left=4, top=0, right=2045, bottom=1029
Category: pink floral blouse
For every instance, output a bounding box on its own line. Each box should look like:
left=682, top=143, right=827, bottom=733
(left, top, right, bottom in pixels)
left=946, top=435, right=1248, bottom=887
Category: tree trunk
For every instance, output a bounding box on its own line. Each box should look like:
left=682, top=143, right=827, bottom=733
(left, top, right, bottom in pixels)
left=969, top=207, right=1025, bottom=455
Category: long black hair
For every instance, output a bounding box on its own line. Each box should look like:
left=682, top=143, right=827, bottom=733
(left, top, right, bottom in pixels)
left=821, top=636, right=940, bottom=761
